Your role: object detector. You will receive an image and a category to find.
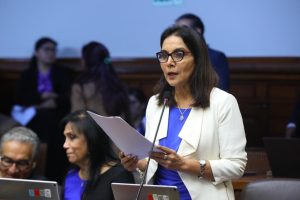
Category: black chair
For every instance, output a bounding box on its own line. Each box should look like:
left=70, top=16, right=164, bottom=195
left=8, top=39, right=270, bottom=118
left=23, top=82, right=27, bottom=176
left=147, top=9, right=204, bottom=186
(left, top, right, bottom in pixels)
left=240, top=178, right=300, bottom=200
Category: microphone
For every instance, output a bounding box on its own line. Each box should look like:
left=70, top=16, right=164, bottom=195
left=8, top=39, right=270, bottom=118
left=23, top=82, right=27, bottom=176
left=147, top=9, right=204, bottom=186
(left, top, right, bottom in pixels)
left=135, top=90, right=171, bottom=200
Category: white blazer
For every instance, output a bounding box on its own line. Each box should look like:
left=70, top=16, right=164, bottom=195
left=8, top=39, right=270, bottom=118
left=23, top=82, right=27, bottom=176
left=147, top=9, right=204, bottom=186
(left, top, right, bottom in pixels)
left=145, top=88, right=247, bottom=200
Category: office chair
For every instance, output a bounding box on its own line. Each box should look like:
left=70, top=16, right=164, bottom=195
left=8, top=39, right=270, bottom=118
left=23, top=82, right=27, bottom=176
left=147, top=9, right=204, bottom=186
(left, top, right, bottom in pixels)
left=240, top=178, right=300, bottom=200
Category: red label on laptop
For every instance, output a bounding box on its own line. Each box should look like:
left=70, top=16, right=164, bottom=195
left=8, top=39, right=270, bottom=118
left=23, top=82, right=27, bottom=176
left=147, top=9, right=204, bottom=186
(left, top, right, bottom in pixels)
left=34, top=188, right=40, bottom=197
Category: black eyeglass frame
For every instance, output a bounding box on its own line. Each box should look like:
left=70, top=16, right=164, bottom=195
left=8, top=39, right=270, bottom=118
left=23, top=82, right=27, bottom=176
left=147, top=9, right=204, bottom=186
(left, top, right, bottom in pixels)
left=156, top=49, right=191, bottom=63
left=0, top=155, right=32, bottom=170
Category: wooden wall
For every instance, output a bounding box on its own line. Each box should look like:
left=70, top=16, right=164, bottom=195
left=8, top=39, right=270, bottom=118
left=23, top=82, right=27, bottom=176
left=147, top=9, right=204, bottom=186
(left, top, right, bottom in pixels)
left=1, top=57, right=300, bottom=147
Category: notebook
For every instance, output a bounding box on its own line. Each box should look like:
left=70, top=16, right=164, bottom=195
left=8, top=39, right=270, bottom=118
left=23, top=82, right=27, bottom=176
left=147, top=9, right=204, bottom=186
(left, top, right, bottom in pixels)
left=111, top=183, right=180, bottom=200
left=0, top=178, right=60, bottom=200
left=263, top=137, right=300, bottom=178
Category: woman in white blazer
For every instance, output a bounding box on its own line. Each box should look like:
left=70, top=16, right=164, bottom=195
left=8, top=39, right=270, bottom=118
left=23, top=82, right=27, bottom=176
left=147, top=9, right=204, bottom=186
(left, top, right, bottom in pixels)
left=120, top=26, right=247, bottom=200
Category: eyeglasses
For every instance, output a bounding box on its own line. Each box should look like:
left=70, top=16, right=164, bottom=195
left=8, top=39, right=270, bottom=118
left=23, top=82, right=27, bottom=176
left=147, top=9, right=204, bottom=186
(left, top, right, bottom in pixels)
left=40, top=47, right=56, bottom=53
left=156, top=49, right=191, bottom=63
left=0, top=156, right=32, bottom=170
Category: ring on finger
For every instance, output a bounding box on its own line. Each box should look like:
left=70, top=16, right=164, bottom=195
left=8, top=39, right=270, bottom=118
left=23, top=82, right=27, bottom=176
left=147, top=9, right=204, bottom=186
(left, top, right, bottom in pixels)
left=163, top=154, right=168, bottom=160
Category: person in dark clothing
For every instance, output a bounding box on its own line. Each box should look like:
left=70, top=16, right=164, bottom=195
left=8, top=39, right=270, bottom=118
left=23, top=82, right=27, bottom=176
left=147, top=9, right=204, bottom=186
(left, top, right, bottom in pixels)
left=176, top=13, right=230, bottom=91
left=61, top=110, right=134, bottom=200
left=13, top=37, right=72, bottom=183
left=128, top=87, right=147, bottom=135
left=286, top=97, right=300, bottom=138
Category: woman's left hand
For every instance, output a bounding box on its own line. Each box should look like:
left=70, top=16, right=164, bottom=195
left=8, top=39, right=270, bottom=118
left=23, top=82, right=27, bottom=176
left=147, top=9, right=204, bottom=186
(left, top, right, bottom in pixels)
left=149, top=145, right=186, bottom=171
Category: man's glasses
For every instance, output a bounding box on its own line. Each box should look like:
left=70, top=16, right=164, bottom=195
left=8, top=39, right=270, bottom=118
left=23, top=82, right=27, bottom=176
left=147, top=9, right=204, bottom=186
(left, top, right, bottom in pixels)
left=156, top=49, right=191, bottom=63
left=40, top=47, right=56, bottom=53
left=0, top=156, right=32, bottom=170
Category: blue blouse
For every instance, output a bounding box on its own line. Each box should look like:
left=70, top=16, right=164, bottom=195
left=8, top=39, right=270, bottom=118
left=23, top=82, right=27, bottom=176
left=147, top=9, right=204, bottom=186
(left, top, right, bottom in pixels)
left=155, top=106, right=192, bottom=200
left=37, top=69, right=53, bottom=94
left=64, top=169, right=86, bottom=200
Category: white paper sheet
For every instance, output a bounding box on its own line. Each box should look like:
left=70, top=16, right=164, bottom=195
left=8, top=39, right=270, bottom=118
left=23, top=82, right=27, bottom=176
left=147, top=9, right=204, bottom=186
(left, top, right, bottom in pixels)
left=87, top=110, right=159, bottom=159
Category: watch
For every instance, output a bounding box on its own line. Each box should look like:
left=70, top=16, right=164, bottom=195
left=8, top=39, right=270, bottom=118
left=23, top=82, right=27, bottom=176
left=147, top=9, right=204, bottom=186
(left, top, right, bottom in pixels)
left=199, top=160, right=206, bottom=179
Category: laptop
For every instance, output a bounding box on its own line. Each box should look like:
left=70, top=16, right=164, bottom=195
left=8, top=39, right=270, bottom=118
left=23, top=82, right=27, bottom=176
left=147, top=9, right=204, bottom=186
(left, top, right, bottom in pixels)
left=111, top=183, right=180, bottom=200
left=263, top=137, right=300, bottom=178
left=0, top=178, right=60, bottom=200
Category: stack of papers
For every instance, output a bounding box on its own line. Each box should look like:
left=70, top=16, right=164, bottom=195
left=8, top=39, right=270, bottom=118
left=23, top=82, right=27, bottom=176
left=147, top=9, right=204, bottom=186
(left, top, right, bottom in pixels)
left=87, top=111, right=159, bottom=159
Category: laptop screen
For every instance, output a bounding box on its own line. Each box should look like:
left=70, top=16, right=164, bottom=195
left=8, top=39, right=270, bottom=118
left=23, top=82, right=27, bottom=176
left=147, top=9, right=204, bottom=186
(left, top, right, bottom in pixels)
left=263, top=137, right=300, bottom=178
left=0, top=178, right=60, bottom=200
left=111, top=183, right=180, bottom=200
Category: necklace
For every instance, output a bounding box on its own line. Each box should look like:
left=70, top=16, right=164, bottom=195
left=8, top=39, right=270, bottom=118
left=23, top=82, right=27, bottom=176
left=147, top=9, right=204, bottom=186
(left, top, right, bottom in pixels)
left=178, top=107, right=190, bottom=121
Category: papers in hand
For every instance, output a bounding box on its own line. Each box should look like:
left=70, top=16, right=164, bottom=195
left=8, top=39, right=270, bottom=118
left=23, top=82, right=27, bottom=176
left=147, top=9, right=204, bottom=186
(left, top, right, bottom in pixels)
left=87, top=110, right=160, bottom=160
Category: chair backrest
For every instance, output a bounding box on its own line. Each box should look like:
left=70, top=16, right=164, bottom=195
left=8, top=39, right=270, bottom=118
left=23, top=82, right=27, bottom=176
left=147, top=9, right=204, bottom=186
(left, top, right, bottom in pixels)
left=35, top=143, right=47, bottom=176
left=245, top=147, right=270, bottom=175
left=240, top=179, right=300, bottom=200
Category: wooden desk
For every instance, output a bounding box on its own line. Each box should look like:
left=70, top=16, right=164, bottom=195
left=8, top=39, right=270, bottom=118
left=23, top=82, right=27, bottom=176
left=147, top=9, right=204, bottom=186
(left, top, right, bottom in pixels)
left=233, top=174, right=272, bottom=200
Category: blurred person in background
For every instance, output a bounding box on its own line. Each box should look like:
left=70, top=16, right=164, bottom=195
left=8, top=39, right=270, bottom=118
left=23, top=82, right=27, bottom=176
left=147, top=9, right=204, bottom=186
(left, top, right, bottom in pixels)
left=70, top=41, right=131, bottom=157
left=128, top=87, right=147, bottom=135
left=176, top=13, right=230, bottom=91
left=12, top=37, right=72, bottom=183
left=71, top=41, right=130, bottom=123
left=286, top=97, right=300, bottom=138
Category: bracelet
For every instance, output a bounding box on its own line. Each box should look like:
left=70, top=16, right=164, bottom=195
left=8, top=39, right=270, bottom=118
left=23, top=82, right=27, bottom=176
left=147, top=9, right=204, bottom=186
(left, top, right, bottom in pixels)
left=136, top=168, right=144, bottom=179
left=198, top=160, right=206, bottom=179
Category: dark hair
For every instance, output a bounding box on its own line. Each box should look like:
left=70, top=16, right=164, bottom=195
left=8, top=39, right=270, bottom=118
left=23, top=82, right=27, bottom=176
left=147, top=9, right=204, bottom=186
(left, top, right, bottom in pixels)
left=176, top=13, right=205, bottom=36
left=29, top=37, right=57, bottom=69
left=34, top=37, right=57, bottom=51
left=128, top=87, right=147, bottom=104
left=61, top=110, right=116, bottom=196
left=77, top=41, right=131, bottom=122
left=81, top=41, right=110, bottom=68
left=154, top=26, right=218, bottom=108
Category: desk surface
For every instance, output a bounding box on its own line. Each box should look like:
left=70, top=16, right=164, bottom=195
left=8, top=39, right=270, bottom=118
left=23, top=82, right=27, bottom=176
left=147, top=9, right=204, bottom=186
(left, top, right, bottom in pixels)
left=232, top=174, right=271, bottom=190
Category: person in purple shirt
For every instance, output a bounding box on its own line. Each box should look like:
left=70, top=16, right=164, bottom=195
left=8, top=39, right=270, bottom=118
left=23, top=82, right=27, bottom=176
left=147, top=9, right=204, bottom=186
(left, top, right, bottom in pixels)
left=61, top=110, right=134, bottom=200
left=14, top=37, right=72, bottom=183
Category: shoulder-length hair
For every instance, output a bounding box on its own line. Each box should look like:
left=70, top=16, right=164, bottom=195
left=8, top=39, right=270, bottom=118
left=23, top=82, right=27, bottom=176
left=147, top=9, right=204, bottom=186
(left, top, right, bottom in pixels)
left=154, top=25, right=218, bottom=108
left=61, top=110, right=116, bottom=196
left=76, top=41, right=130, bottom=122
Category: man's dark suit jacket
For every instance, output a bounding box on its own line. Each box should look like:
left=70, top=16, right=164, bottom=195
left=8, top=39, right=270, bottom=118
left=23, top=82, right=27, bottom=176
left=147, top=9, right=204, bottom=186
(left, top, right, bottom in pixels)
left=288, top=98, right=300, bottom=137
left=209, top=48, right=230, bottom=92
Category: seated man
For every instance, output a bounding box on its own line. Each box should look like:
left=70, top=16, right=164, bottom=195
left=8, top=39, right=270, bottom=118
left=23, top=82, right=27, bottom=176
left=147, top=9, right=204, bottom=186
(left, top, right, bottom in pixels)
left=286, top=97, right=300, bottom=138
left=0, top=126, right=45, bottom=179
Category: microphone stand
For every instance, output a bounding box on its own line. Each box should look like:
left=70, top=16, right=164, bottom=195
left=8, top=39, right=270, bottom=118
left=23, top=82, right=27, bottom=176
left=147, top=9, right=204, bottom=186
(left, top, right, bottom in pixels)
left=135, top=94, right=170, bottom=200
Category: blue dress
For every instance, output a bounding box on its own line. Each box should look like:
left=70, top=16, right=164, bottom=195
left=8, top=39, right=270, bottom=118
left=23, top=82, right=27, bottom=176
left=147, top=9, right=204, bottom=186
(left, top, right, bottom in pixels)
left=155, top=106, right=192, bottom=200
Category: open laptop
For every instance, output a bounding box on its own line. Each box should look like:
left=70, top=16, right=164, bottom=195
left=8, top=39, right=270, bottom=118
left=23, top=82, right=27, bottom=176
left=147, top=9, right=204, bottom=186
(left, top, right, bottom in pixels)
left=111, top=183, right=180, bottom=200
left=263, top=137, right=300, bottom=178
left=0, top=178, right=60, bottom=200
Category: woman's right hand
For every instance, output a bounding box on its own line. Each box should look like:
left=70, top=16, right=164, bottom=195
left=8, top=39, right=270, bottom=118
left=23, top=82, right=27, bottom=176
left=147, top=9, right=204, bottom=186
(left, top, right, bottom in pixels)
left=119, top=151, right=139, bottom=172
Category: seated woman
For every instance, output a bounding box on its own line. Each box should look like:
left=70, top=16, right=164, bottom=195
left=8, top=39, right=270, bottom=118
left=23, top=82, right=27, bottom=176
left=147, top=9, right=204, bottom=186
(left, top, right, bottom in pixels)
left=71, top=41, right=130, bottom=123
left=61, top=110, right=134, bottom=200
left=13, top=37, right=72, bottom=182
left=14, top=37, right=72, bottom=141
